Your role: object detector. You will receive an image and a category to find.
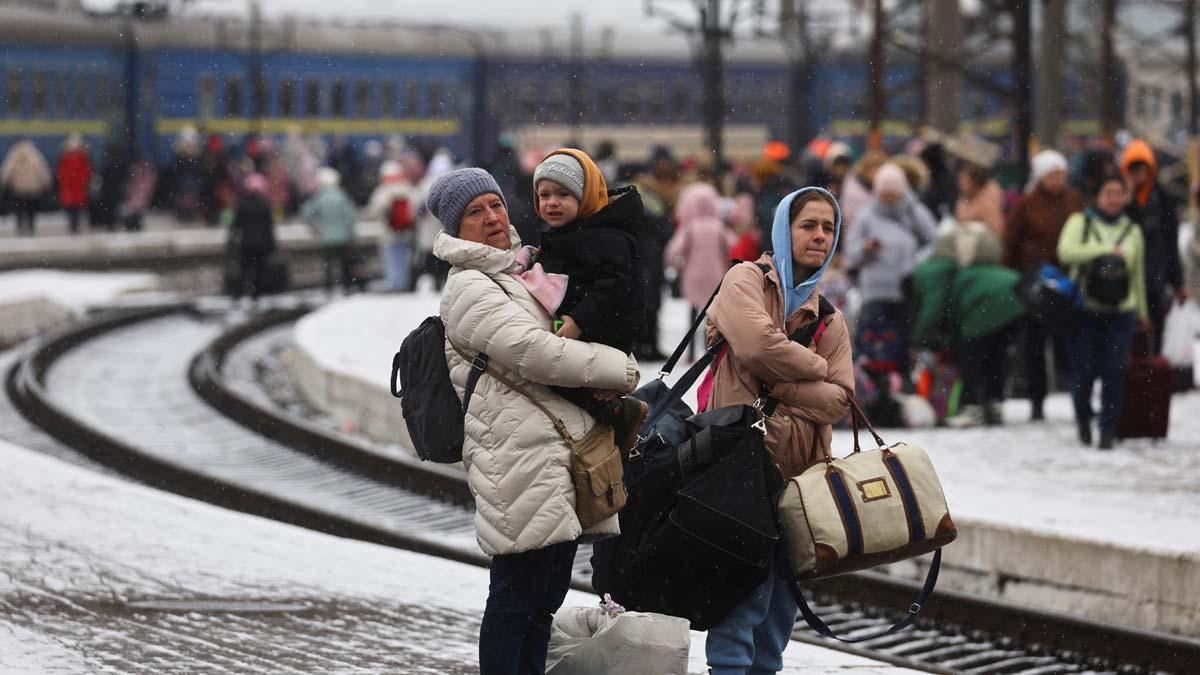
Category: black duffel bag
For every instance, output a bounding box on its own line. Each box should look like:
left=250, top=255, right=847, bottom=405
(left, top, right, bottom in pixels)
left=592, top=271, right=830, bottom=630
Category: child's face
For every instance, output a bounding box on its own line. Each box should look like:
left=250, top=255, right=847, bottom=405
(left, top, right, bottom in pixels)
left=536, top=180, right=580, bottom=227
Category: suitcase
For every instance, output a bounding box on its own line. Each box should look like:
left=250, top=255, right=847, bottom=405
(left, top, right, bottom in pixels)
left=1117, top=354, right=1171, bottom=439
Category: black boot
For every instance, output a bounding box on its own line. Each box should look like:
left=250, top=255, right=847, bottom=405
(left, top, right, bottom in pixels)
left=1077, top=418, right=1093, bottom=446
left=1031, top=400, right=1044, bottom=421
left=1098, top=432, right=1115, bottom=450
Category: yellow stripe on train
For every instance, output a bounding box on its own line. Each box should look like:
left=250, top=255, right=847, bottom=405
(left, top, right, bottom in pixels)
left=155, top=118, right=462, bottom=136
left=0, top=120, right=110, bottom=136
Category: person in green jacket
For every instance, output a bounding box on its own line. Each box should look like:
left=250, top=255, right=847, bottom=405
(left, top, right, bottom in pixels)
left=301, top=167, right=363, bottom=293
left=1056, top=174, right=1150, bottom=449
left=910, top=221, right=1026, bottom=427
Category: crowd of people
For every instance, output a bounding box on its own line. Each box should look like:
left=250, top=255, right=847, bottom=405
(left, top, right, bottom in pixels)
left=3, top=127, right=1194, bottom=449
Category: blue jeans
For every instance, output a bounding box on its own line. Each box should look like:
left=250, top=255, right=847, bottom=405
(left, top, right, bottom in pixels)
left=1069, top=311, right=1136, bottom=436
left=706, top=559, right=797, bottom=675
left=479, top=541, right=578, bottom=675
left=380, top=240, right=412, bottom=291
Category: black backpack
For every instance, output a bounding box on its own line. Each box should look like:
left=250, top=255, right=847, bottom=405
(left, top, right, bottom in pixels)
left=389, top=316, right=488, bottom=463
left=1080, top=217, right=1135, bottom=308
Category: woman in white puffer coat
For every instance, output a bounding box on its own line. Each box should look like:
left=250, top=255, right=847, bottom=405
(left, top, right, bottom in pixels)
left=428, top=168, right=639, bottom=675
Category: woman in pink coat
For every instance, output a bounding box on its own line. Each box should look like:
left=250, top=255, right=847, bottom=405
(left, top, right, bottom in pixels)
left=664, top=181, right=736, bottom=360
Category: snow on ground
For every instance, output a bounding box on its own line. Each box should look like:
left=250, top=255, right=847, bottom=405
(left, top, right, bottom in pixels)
left=0, top=268, right=160, bottom=310
left=0, top=439, right=916, bottom=674
left=296, top=287, right=1200, bottom=556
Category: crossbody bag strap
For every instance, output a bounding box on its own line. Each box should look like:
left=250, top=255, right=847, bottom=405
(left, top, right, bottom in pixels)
left=785, top=548, right=942, bottom=643
left=450, top=343, right=577, bottom=445
left=658, top=260, right=763, bottom=378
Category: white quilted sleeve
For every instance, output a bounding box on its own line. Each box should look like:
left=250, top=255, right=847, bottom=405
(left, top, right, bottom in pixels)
left=442, top=271, right=630, bottom=390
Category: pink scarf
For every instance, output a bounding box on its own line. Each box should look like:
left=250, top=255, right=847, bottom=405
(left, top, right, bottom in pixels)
left=507, top=246, right=569, bottom=316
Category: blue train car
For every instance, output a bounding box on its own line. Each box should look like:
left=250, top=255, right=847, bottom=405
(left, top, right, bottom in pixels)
left=0, top=8, right=125, bottom=164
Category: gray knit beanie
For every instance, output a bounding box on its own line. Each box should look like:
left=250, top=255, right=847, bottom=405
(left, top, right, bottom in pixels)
left=427, top=168, right=506, bottom=236
left=533, top=154, right=585, bottom=201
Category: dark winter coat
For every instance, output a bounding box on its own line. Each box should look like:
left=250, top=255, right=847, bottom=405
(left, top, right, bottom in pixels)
left=232, top=193, right=276, bottom=257
left=1003, top=186, right=1085, bottom=272
left=1125, top=184, right=1182, bottom=314
left=537, top=185, right=646, bottom=354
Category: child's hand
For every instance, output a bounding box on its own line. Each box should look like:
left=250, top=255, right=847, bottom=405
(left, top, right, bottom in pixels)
left=591, top=389, right=621, bottom=402
left=556, top=315, right=582, bottom=339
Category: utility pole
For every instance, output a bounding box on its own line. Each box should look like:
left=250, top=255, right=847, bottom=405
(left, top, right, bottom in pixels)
left=924, top=0, right=962, bottom=136
left=567, top=12, right=585, bottom=147
left=1036, top=0, right=1068, bottom=149
left=248, top=0, right=263, bottom=136
left=1012, top=0, right=1033, bottom=186
left=868, top=0, right=886, bottom=151
left=1101, top=0, right=1120, bottom=147
left=700, top=0, right=726, bottom=173
left=646, top=0, right=743, bottom=180
left=1186, top=0, right=1198, bottom=213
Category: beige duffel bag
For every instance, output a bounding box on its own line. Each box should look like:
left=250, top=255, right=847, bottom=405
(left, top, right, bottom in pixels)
left=779, top=400, right=956, bottom=581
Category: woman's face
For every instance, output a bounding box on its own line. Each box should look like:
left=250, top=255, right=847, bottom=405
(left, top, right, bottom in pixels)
left=458, top=193, right=511, bottom=250
left=790, top=199, right=837, bottom=269
left=1096, top=179, right=1129, bottom=215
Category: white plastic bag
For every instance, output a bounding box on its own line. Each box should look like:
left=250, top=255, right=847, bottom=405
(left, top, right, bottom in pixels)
left=1162, top=300, right=1200, bottom=367
left=546, top=604, right=691, bottom=675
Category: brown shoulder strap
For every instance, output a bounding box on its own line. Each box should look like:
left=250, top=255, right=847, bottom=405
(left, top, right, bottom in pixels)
left=450, top=342, right=577, bottom=445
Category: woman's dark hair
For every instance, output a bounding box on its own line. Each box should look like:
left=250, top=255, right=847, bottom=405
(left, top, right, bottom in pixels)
left=1094, top=172, right=1126, bottom=197
left=788, top=190, right=838, bottom=223
left=959, top=162, right=990, bottom=188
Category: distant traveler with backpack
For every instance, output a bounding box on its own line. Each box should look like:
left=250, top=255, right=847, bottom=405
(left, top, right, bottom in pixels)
left=428, top=168, right=639, bottom=675
left=365, top=161, right=419, bottom=292
left=703, top=187, right=854, bottom=674
left=1058, top=174, right=1149, bottom=450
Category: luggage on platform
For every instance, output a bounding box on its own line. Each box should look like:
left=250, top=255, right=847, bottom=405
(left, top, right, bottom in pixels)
left=1117, top=346, right=1172, bottom=441
left=778, top=399, right=956, bottom=642
left=546, top=603, right=690, bottom=675
left=591, top=274, right=789, bottom=630
left=1013, top=261, right=1082, bottom=334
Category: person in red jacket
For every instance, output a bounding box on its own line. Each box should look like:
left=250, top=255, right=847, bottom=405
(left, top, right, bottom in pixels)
left=56, top=134, right=92, bottom=234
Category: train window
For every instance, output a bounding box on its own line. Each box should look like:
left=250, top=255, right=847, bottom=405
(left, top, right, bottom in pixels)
left=673, top=86, right=688, bottom=120
left=597, top=88, right=615, bottom=120
left=427, top=82, right=443, bottom=115
left=354, top=80, right=370, bottom=118
left=624, top=89, right=639, bottom=119
left=74, top=72, right=87, bottom=117
left=225, top=77, right=243, bottom=118
left=331, top=79, right=345, bottom=117
left=252, top=75, right=268, bottom=117
left=97, top=74, right=111, bottom=115
left=31, top=71, right=47, bottom=116
left=197, top=74, right=215, bottom=119
left=545, top=84, right=565, bottom=119
left=522, top=83, right=539, bottom=118
left=305, top=79, right=321, bottom=116
left=380, top=81, right=396, bottom=117
left=644, top=85, right=662, bottom=119
left=403, top=81, right=418, bottom=116
left=54, top=73, right=69, bottom=118
left=279, top=79, right=295, bottom=116
left=4, top=69, right=21, bottom=117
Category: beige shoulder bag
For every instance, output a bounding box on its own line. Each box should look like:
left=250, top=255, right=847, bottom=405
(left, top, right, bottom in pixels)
left=452, top=344, right=626, bottom=529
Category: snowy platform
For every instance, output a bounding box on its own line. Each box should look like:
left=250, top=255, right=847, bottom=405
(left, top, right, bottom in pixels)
left=0, top=220, right=384, bottom=269
left=0, top=269, right=162, bottom=345
left=291, top=290, right=1200, bottom=636
left=0, top=439, right=919, bottom=674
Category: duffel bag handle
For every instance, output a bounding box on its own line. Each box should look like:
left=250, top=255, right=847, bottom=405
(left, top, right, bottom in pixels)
left=390, top=352, right=403, bottom=398
left=786, top=549, right=942, bottom=643
left=847, top=396, right=887, bottom=454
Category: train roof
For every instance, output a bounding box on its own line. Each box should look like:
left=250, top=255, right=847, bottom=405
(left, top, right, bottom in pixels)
left=0, top=3, right=810, bottom=63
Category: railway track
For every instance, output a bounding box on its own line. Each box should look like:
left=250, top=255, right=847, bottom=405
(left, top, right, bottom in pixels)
left=8, top=303, right=1200, bottom=675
